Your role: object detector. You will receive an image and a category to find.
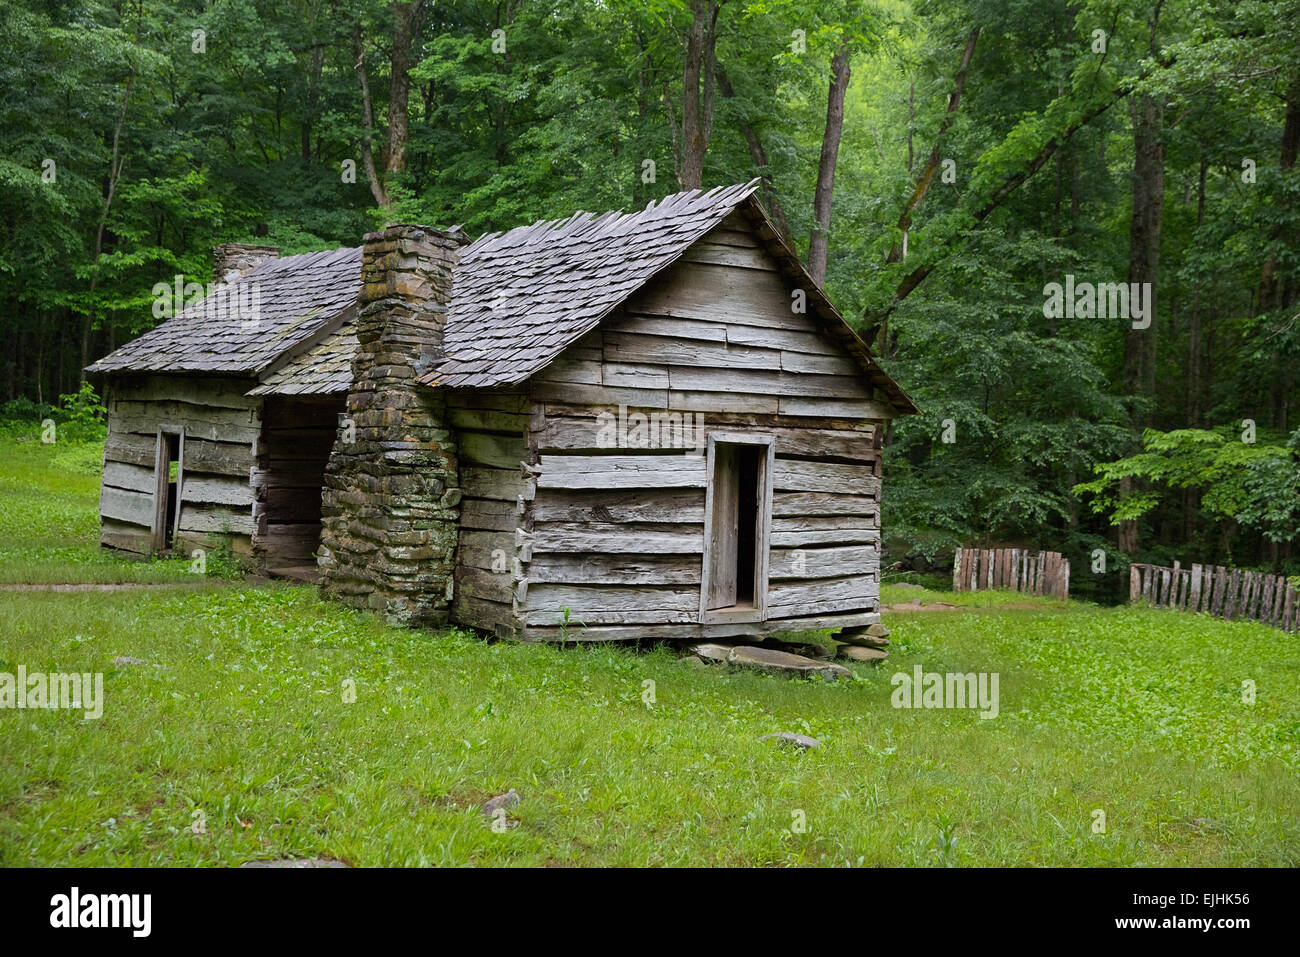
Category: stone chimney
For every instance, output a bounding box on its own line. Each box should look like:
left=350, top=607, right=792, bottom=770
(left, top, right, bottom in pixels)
left=318, top=224, right=470, bottom=626
left=213, top=242, right=280, bottom=283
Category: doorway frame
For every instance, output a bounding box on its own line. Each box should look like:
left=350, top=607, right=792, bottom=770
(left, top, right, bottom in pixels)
left=152, top=425, right=185, bottom=553
left=698, top=432, right=774, bottom=624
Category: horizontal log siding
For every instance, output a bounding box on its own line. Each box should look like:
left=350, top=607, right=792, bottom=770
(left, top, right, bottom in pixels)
left=99, top=375, right=260, bottom=555
left=517, top=225, right=887, bottom=640
left=447, top=390, right=530, bottom=635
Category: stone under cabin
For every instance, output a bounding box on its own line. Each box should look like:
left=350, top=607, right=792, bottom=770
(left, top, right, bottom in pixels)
left=86, top=181, right=917, bottom=642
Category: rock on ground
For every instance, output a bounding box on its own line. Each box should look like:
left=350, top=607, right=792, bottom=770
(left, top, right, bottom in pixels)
left=481, top=789, right=520, bottom=816
left=685, top=642, right=851, bottom=681
left=836, top=623, right=890, bottom=647
left=239, top=858, right=348, bottom=868
left=838, top=645, right=888, bottom=662
left=759, top=732, right=822, bottom=751
left=760, top=638, right=832, bottom=659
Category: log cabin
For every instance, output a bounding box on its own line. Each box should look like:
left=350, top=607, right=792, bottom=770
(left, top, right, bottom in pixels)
left=87, top=180, right=918, bottom=641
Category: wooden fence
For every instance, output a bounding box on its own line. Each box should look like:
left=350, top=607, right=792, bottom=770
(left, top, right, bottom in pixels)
left=952, top=546, right=1070, bottom=599
left=1130, top=561, right=1300, bottom=631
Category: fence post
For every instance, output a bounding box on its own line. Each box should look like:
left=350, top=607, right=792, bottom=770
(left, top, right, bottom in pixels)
left=1225, top=569, right=1241, bottom=619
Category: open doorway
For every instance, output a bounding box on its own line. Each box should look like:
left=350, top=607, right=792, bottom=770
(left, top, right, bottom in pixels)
left=700, top=434, right=773, bottom=622
left=152, top=429, right=183, bottom=552
left=256, top=396, right=346, bottom=580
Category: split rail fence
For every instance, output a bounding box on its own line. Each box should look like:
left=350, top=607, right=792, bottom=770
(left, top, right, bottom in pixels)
left=952, top=546, right=1070, bottom=599
left=1129, top=561, right=1299, bottom=632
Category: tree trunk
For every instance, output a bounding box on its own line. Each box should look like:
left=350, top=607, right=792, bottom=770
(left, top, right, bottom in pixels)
left=809, top=41, right=851, bottom=286
left=678, top=0, right=718, bottom=190
left=885, top=27, right=980, bottom=265
left=1187, top=156, right=1207, bottom=426
left=385, top=1, right=420, bottom=177
left=1118, top=67, right=1166, bottom=556
left=354, top=27, right=389, bottom=207
left=1126, top=94, right=1163, bottom=412
left=1262, top=69, right=1299, bottom=430
left=716, top=67, right=793, bottom=244
left=81, top=72, right=135, bottom=381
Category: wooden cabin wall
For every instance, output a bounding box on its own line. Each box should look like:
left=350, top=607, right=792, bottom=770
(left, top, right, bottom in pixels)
left=515, top=221, right=888, bottom=642
left=447, top=389, right=530, bottom=635
left=99, top=376, right=258, bottom=556
left=253, top=396, right=343, bottom=568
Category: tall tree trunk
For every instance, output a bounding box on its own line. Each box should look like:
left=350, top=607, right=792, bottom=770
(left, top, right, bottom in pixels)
left=354, top=2, right=423, bottom=207
left=678, top=0, right=719, bottom=189
left=885, top=27, right=980, bottom=265
left=716, top=66, right=792, bottom=244
left=1118, top=4, right=1167, bottom=557
left=302, top=44, right=325, bottom=163
left=81, top=72, right=134, bottom=382
left=354, top=27, right=389, bottom=207
left=1119, top=95, right=1164, bottom=556
left=1124, top=93, right=1163, bottom=420
left=1261, top=69, right=1300, bottom=430
left=385, top=1, right=420, bottom=177
left=809, top=41, right=851, bottom=286
left=634, top=36, right=653, bottom=208
left=1187, top=156, right=1207, bottom=427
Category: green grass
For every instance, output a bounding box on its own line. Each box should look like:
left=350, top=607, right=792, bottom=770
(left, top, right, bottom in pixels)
left=0, top=433, right=205, bottom=583
left=1, top=434, right=1297, bottom=866
left=880, top=580, right=1065, bottom=609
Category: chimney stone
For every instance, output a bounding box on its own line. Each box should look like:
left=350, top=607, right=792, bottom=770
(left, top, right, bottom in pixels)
left=318, top=224, right=470, bottom=627
left=213, top=242, right=279, bottom=284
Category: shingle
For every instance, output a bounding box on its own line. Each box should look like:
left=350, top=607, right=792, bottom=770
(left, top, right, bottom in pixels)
left=86, top=181, right=917, bottom=415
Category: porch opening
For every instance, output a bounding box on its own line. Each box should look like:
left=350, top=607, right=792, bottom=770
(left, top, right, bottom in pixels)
left=257, top=396, right=346, bottom=580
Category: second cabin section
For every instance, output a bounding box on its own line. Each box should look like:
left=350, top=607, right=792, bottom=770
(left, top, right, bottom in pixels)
left=456, top=205, right=911, bottom=642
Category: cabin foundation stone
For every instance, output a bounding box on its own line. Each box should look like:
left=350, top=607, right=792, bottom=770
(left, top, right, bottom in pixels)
left=319, top=224, right=469, bottom=626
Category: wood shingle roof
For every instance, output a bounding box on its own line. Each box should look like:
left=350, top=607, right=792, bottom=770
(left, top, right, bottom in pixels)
left=88, top=182, right=918, bottom=414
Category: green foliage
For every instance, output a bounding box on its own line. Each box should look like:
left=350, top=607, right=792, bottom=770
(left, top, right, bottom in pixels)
left=1, top=0, right=1298, bottom=585
left=1076, top=427, right=1300, bottom=545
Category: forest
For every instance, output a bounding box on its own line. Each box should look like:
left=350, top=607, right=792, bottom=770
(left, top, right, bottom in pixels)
left=2, top=0, right=1297, bottom=597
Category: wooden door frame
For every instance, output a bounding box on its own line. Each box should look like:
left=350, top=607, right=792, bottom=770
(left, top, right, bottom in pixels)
left=699, top=432, right=774, bottom=623
left=151, top=425, right=185, bottom=552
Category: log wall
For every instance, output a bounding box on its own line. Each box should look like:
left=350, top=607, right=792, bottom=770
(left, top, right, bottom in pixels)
left=447, top=389, right=530, bottom=635
left=99, top=376, right=259, bottom=556
left=492, top=219, right=889, bottom=642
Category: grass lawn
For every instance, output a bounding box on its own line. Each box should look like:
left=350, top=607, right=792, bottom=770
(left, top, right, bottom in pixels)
left=0, top=431, right=198, bottom=584
left=1, top=434, right=1297, bottom=866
